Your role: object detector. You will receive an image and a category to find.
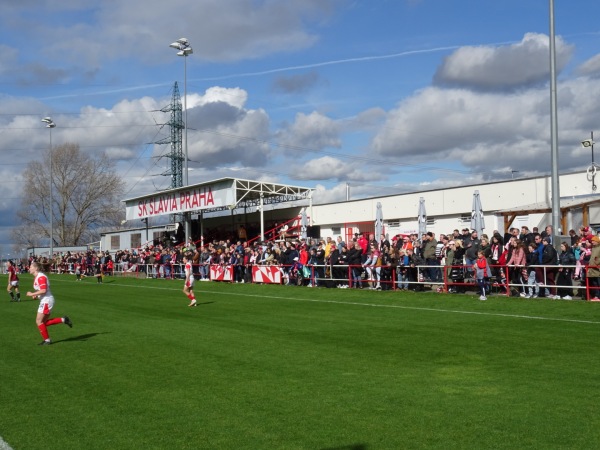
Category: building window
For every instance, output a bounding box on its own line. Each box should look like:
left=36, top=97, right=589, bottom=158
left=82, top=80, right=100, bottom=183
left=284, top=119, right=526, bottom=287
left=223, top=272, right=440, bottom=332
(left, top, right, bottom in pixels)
left=110, top=236, right=120, bottom=250
left=427, top=217, right=436, bottom=225
left=332, top=227, right=341, bottom=235
left=131, top=233, right=141, bottom=249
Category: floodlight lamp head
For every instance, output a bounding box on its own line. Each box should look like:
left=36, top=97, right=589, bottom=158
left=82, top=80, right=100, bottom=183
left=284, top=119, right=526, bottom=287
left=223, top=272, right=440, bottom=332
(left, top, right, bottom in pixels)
left=582, top=139, right=595, bottom=148
left=170, top=38, right=191, bottom=52
left=41, top=117, right=55, bottom=128
left=177, top=47, right=193, bottom=57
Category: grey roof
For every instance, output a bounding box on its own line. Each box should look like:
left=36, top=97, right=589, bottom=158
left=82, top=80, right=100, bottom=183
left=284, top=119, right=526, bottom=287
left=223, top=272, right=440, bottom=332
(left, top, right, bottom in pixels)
left=493, top=195, right=600, bottom=214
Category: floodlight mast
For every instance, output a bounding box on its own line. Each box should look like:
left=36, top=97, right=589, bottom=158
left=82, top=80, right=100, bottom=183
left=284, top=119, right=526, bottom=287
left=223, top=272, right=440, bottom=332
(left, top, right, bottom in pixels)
left=169, top=37, right=193, bottom=243
left=582, top=131, right=598, bottom=191
left=549, top=0, right=561, bottom=241
left=41, top=117, right=56, bottom=259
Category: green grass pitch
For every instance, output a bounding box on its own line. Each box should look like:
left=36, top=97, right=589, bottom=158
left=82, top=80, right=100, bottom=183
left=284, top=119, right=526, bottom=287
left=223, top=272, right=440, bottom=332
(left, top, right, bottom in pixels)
left=2, top=274, right=600, bottom=449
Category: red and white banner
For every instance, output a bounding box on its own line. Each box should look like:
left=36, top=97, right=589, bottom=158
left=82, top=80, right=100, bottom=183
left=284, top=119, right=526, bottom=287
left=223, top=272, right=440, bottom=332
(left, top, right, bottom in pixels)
left=210, top=264, right=233, bottom=281
left=252, top=265, right=282, bottom=284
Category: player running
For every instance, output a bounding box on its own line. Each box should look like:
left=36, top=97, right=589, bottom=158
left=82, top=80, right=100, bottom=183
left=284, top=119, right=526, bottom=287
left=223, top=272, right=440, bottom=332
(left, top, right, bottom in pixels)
left=6, top=260, right=20, bottom=302
left=183, top=253, right=197, bottom=307
left=26, top=261, right=73, bottom=345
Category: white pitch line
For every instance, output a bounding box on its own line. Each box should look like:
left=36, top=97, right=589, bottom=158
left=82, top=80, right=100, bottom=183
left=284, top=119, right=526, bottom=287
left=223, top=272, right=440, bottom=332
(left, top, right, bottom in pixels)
left=212, top=291, right=600, bottom=325
left=0, top=436, right=14, bottom=450
left=64, top=278, right=600, bottom=326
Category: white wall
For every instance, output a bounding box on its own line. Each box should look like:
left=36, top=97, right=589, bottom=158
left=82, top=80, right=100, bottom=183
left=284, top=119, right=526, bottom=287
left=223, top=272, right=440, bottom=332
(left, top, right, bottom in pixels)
left=308, top=172, right=596, bottom=238
left=102, top=171, right=599, bottom=247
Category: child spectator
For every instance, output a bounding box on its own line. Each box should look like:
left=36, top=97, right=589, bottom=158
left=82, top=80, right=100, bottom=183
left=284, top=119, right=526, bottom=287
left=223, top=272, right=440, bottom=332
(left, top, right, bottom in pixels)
left=474, top=250, right=492, bottom=301
left=525, top=243, right=539, bottom=298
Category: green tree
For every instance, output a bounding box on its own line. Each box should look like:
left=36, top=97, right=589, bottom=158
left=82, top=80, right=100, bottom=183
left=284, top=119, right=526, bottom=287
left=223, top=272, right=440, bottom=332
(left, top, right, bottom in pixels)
left=13, top=143, right=125, bottom=247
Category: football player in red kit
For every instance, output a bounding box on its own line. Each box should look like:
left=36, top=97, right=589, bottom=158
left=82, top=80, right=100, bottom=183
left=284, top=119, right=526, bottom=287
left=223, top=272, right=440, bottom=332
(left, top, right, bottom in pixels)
left=6, top=260, right=20, bottom=302
left=26, top=261, right=73, bottom=345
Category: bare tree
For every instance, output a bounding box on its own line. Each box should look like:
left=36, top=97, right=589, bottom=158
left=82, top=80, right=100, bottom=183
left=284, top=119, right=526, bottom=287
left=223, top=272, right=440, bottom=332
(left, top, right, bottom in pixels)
left=14, top=143, right=125, bottom=247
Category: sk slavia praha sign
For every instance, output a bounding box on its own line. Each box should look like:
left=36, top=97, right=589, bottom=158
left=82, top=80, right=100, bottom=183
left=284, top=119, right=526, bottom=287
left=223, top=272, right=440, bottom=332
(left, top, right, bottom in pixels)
left=125, top=181, right=235, bottom=220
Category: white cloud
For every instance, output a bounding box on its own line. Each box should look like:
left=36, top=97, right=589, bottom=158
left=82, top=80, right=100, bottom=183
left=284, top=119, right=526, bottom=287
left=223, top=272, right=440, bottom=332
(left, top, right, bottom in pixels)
left=311, top=182, right=349, bottom=204
left=9, top=1, right=338, bottom=69
left=277, top=111, right=342, bottom=152
left=434, top=33, right=574, bottom=90
left=292, top=156, right=371, bottom=182
left=370, top=75, right=600, bottom=175
left=577, top=53, right=600, bottom=77
left=191, top=87, right=248, bottom=110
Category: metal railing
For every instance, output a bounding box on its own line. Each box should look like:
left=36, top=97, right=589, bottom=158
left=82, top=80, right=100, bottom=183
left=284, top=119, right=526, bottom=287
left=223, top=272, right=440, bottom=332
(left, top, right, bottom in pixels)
left=45, top=261, right=594, bottom=300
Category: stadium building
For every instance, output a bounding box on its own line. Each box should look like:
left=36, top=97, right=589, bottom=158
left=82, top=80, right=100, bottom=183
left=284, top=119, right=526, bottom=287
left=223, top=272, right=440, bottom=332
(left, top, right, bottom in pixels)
left=100, top=171, right=600, bottom=251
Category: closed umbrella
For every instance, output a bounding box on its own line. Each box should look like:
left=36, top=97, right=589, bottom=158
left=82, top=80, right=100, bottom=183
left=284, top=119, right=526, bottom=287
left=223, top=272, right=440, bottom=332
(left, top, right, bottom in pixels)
left=471, top=190, right=485, bottom=236
left=418, top=197, right=427, bottom=237
left=375, top=202, right=383, bottom=243
left=300, top=208, right=308, bottom=240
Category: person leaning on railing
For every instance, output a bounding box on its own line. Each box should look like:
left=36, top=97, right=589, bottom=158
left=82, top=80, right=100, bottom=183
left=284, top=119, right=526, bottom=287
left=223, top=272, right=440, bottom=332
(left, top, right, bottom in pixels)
left=396, top=248, right=410, bottom=290
left=347, top=242, right=363, bottom=289
left=450, top=240, right=466, bottom=293
left=556, top=241, right=575, bottom=300
left=541, top=237, right=559, bottom=299
left=507, top=239, right=527, bottom=291
left=444, top=241, right=456, bottom=285
left=408, top=248, right=425, bottom=292
left=380, top=245, right=393, bottom=290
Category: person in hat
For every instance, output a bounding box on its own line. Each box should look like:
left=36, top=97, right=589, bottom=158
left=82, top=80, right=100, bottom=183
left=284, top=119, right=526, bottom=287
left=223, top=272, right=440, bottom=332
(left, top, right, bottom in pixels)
left=399, top=235, right=413, bottom=252
left=287, top=256, right=304, bottom=285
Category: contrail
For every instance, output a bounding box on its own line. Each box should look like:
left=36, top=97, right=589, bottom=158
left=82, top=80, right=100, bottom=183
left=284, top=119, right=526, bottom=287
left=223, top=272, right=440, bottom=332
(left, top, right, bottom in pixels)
left=193, top=39, right=519, bottom=81
left=197, top=45, right=465, bottom=81
left=41, top=41, right=517, bottom=100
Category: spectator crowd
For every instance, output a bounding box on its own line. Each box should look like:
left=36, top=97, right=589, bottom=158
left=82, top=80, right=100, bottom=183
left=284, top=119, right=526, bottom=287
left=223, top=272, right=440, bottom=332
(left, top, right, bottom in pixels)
left=19, top=223, right=600, bottom=301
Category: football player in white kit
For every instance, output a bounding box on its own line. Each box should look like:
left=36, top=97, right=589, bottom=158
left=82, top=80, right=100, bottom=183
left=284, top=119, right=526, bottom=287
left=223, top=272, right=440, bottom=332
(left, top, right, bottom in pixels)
left=26, top=261, right=73, bottom=345
left=183, top=253, right=197, bottom=307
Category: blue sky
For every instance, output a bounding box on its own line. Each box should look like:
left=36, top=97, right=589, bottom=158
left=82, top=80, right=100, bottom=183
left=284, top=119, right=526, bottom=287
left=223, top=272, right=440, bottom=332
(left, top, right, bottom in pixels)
left=1, top=0, right=600, bottom=251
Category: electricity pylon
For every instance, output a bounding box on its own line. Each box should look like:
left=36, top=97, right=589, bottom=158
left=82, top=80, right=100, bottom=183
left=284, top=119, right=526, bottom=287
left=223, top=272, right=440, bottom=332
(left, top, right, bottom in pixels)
left=156, top=81, right=184, bottom=189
